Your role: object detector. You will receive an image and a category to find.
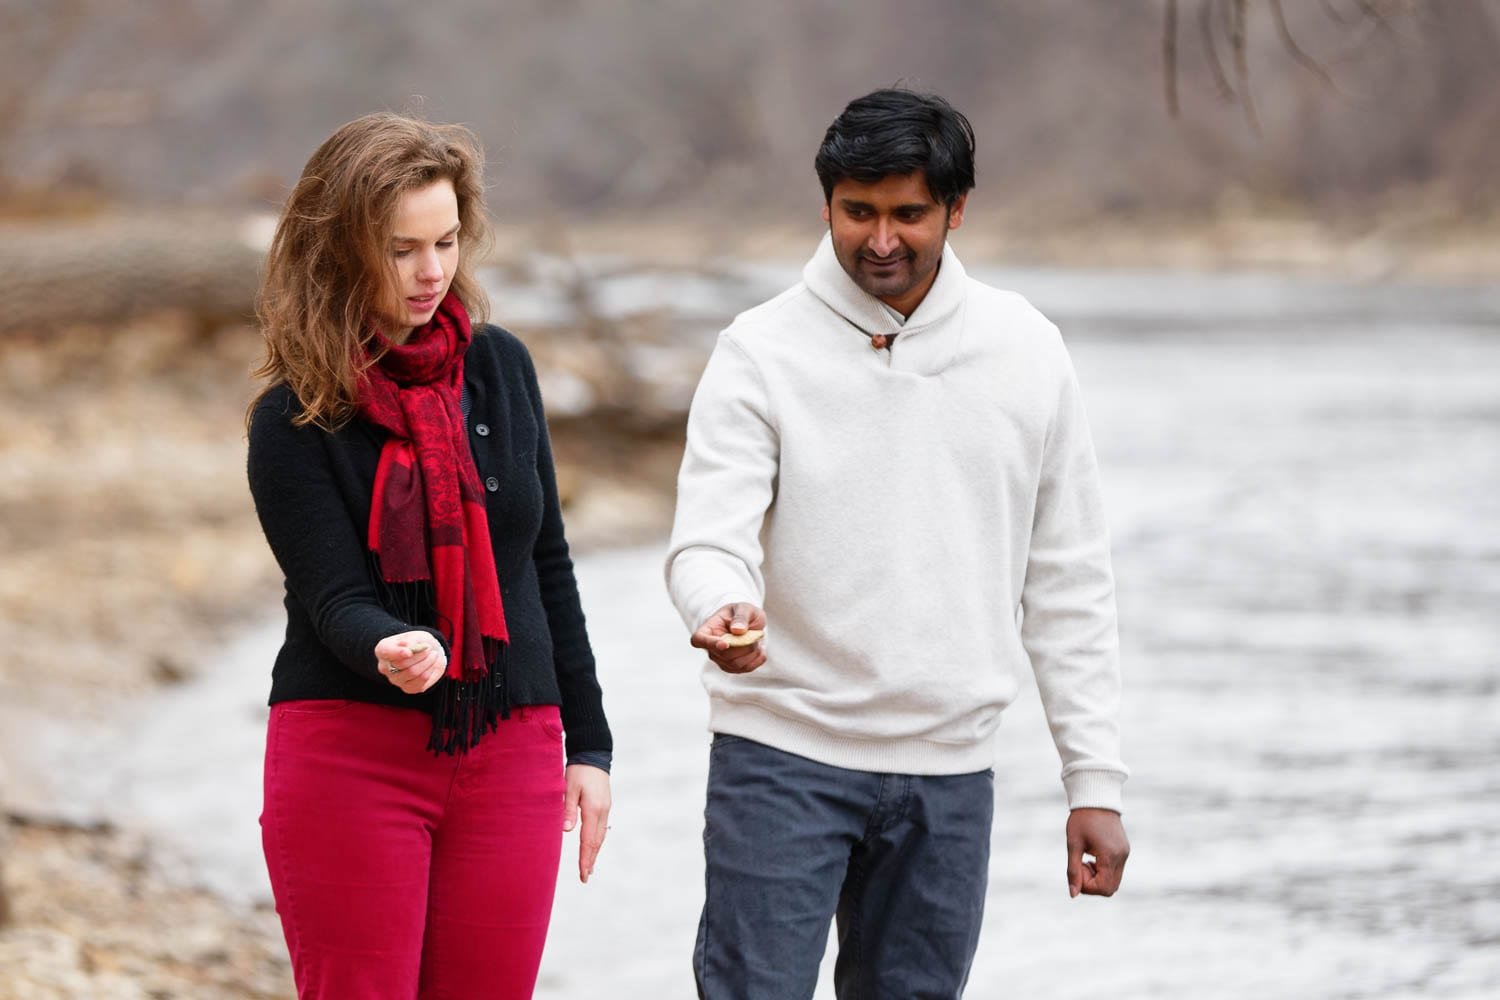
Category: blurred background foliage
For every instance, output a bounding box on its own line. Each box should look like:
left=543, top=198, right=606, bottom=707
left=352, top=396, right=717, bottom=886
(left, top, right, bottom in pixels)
left=1, top=0, right=1496, bottom=229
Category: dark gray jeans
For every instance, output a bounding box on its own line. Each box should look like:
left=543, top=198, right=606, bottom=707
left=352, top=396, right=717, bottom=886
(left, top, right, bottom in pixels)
left=694, top=734, right=994, bottom=1000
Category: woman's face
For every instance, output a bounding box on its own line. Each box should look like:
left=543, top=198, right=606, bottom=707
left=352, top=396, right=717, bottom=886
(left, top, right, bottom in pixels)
left=380, top=178, right=460, bottom=342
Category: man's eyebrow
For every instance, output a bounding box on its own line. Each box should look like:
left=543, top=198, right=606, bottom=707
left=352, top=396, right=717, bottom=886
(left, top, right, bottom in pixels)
left=836, top=198, right=931, bottom=212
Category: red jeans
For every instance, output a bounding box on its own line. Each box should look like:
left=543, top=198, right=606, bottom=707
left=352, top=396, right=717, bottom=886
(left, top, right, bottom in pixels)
left=261, top=699, right=565, bottom=999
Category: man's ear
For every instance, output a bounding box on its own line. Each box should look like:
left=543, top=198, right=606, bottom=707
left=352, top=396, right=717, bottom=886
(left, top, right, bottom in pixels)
left=947, top=193, right=968, bottom=231
left=821, top=202, right=831, bottom=224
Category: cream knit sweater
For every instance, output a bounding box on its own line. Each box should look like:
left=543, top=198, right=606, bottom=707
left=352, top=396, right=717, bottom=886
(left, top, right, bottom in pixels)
left=666, top=235, right=1128, bottom=811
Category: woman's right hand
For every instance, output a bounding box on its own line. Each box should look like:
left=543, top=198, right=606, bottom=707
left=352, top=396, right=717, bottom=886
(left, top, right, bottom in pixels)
left=374, top=631, right=448, bottom=694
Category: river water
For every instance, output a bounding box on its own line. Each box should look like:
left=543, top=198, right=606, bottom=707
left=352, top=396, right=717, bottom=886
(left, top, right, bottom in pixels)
left=35, top=263, right=1500, bottom=998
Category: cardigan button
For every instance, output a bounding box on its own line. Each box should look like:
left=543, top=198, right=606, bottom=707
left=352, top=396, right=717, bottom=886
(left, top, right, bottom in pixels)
left=475, top=423, right=490, bottom=437
left=485, top=476, right=500, bottom=492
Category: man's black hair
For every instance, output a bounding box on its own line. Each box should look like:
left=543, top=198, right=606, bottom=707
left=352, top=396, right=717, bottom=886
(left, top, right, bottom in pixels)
left=814, top=88, right=976, bottom=208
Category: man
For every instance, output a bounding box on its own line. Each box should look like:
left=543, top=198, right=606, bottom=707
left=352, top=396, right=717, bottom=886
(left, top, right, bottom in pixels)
left=665, top=88, right=1130, bottom=999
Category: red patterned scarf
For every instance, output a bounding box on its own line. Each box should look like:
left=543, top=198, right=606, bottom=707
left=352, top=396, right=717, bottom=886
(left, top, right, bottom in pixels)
left=358, top=291, right=508, bottom=752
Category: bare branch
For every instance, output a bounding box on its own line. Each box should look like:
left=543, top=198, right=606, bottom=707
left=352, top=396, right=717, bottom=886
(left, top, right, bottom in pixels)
left=1199, top=0, right=1238, bottom=101
left=1270, top=0, right=1341, bottom=94
left=1229, top=0, right=1262, bottom=134
left=1318, top=0, right=1353, bottom=25
left=1329, top=0, right=1410, bottom=69
left=1165, top=0, right=1181, bottom=117
left=1353, top=0, right=1406, bottom=26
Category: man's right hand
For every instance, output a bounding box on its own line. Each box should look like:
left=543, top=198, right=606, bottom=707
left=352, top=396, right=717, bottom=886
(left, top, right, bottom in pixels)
left=690, top=602, right=768, bottom=674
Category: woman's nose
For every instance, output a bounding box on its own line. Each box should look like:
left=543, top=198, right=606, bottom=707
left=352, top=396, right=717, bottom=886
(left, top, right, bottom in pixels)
left=416, top=250, right=444, bottom=282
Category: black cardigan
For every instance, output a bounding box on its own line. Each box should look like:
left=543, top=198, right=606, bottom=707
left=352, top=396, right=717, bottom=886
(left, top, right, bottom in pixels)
left=246, top=324, right=611, bottom=759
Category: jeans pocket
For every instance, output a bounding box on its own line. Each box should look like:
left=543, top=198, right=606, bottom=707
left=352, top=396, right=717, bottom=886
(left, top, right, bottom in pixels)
left=709, top=733, right=746, bottom=750
left=532, top=705, right=564, bottom=741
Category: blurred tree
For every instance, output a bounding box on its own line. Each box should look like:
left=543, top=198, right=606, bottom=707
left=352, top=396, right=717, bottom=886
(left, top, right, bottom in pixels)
left=0, top=1, right=1495, bottom=220
left=0, top=0, right=92, bottom=207
left=1162, top=0, right=1428, bottom=133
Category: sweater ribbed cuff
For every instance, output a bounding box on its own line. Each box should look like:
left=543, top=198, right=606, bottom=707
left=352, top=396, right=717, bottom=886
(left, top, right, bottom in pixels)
left=1062, top=768, right=1127, bottom=813
left=566, top=750, right=612, bottom=774
left=692, top=592, right=759, bottom=634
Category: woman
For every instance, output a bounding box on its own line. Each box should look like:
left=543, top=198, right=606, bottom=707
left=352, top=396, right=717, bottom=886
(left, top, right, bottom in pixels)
left=246, top=112, right=612, bottom=999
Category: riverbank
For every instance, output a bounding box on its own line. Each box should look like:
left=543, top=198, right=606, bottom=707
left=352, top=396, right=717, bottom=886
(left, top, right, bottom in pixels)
left=1, top=241, right=1496, bottom=997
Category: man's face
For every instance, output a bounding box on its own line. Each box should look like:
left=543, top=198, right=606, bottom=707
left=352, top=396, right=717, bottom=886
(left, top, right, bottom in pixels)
left=822, top=171, right=966, bottom=317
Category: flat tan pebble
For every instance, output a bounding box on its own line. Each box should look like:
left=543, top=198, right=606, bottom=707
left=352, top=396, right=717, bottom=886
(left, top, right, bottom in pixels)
left=721, top=629, right=764, bottom=648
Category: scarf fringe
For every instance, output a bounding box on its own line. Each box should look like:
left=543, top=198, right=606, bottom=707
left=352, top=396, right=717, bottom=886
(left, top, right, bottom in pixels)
left=427, top=638, right=508, bottom=755
left=366, top=552, right=436, bottom=628
left=366, top=550, right=508, bottom=757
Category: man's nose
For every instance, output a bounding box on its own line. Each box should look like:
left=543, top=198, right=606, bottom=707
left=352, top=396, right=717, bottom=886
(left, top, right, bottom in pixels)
left=867, top=219, right=900, bottom=257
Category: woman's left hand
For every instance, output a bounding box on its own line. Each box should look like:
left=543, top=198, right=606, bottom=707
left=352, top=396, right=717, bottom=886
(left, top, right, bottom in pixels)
left=563, top=764, right=612, bottom=884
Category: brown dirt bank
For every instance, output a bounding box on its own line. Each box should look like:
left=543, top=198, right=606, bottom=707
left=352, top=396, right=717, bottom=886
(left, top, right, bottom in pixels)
left=0, top=312, right=681, bottom=998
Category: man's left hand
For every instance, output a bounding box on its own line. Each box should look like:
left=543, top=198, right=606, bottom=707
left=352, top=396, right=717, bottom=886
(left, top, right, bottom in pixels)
left=1065, top=808, right=1130, bottom=898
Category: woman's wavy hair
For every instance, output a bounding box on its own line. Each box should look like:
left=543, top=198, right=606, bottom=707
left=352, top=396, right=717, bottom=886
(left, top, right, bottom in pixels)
left=249, top=112, right=493, bottom=430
